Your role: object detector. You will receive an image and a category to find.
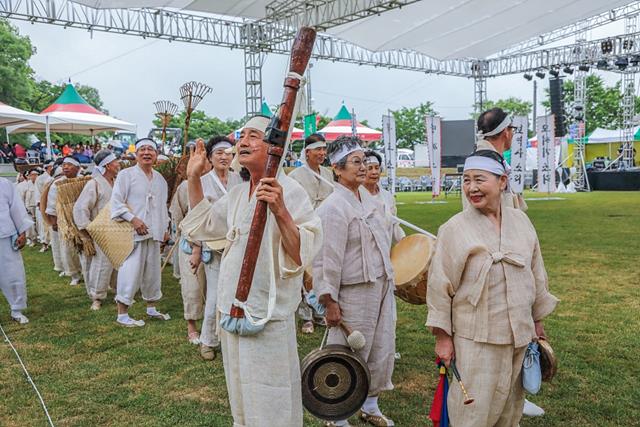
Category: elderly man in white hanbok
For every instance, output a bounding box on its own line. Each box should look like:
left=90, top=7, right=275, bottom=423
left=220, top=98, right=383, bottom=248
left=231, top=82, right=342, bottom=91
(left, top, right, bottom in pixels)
left=19, top=169, right=40, bottom=246
left=111, top=139, right=170, bottom=327
left=35, top=161, right=54, bottom=252
left=0, top=177, right=33, bottom=324
left=427, top=151, right=558, bottom=427
left=315, top=136, right=396, bottom=427
left=180, top=116, right=322, bottom=427
left=73, top=149, right=120, bottom=311
left=46, top=157, right=83, bottom=286
left=288, top=133, right=334, bottom=334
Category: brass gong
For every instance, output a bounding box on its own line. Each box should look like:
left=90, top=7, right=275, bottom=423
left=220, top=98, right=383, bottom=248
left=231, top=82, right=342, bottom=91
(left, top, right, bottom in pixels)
left=301, top=344, right=370, bottom=421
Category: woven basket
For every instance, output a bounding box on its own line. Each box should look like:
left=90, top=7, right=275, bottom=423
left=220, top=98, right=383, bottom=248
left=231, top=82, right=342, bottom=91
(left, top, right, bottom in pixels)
left=86, top=202, right=134, bottom=269
left=55, top=176, right=96, bottom=256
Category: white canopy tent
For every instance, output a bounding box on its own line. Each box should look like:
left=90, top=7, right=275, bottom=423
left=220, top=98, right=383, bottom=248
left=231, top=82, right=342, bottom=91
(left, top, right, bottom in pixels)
left=73, top=0, right=630, bottom=60
left=0, top=102, right=46, bottom=128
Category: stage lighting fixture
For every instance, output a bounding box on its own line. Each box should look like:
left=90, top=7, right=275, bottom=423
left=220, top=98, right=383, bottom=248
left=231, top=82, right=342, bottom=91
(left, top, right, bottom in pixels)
left=535, top=70, right=546, bottom=79
left=549, top=68, right=560, bottom=77
left=563, top=66, right=574, bottom=74
left=601, top=39, right=614, bottom=54
left=578, top=64, right=590, bottom=72
left=631, top=55, right=640, bottom=66
left=523, top=73, right=533, bottom=81
left=596, top=59, right=609, bottom=70
left=615, top=56, right=629, bottom=70
left=623, top=39, right=634, bottom=50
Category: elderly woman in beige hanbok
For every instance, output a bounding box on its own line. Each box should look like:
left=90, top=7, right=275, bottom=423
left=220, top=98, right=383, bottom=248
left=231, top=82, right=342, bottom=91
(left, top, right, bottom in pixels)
left=315, top=136, right=396, bottom=427
left=426, top=150, right=558, bottom=427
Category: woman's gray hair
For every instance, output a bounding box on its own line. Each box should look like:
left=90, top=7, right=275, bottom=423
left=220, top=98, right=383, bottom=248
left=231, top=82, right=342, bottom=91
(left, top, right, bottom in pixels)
left=326, top=135, right=363, bottom=181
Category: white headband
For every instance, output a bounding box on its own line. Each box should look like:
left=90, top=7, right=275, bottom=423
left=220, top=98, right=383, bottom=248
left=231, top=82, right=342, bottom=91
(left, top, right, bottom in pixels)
left=95, top=153, right=117, bottom=175
left=477, top=115, right=512, bottom=139
left=305, top=141, right=326, bottom=150
left=366, top=155, right=380, bottom=165
left=241, top=116, right=270, bottom=134
left=211, top=141, right=233, bottom=152
left=329, top=145, right=363, bottom=165
left=135, top=139, right=157, bottom=151
left=463, top=155, right=506, bottom=176
left=63, top=157, right=80, bottom=167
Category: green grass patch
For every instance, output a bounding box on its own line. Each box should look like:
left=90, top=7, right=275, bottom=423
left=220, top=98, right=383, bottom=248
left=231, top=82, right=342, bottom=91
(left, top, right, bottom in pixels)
left=1, top=191, right=639, bottom=426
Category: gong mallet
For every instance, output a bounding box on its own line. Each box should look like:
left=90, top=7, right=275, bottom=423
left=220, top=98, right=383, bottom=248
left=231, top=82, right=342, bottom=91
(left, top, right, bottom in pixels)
left=179, top=81, right=212, bottom=153
left=153, top=100, right=178, bottom=152
left=450, top=359, right=474, bottom=405
left=339, top=321, right=366, bottom=352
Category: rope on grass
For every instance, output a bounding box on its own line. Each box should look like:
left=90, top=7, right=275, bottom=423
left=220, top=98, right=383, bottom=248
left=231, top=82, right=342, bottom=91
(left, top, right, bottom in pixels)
left=0, top=321, right=55, bottom=427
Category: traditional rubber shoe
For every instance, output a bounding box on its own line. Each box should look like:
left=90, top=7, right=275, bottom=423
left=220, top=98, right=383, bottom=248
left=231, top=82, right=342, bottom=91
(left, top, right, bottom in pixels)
left=188, top=332, right=201, bottom=345
left=11, top=313, right=29, bottom=324
left=39, top=245, right=48, bottom=253
left=117, top=317, right=145, bottom=327
left=69, top=277, right=80, bottom=286
left=58, top=271, right=66, bottom=277
left=147, top=311, right=171, bottom=321
left=200, top=344, right=216, bottom=361
left=359, top=410, right=395, bottom=426
left=301, top=321, right=314, bottom=334
left=90, top=300, right=102, bottom=311
left=523, top=399, right=545, bottom=417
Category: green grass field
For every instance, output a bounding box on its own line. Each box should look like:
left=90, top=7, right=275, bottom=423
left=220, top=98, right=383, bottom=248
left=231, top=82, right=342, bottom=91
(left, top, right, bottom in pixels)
left=1, top=191, right=639, bottom=426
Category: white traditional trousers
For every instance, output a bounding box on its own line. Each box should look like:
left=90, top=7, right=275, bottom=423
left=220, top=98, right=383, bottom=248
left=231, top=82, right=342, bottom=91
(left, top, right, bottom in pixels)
left=201, top=252, right=222, bottom=348
left=327, top=275, right=396, bottom=396
left=60, top=238, right=81, bottom=278
left=49, top=230, right=64, bottom=272
left=36, top=209, right=49, bottom=244
left=115, top=239, right=162, bottom=306
left=178, top=248, right=206, bottom=320
left=25, top=207, right=37, bottom=241
left=0, top=237, right=27, bottom=311
left=221, top=315, right=302, bottom=427
left=448, top=335, right=526, bottom=427
left=80, top=245, right=116, bottom=301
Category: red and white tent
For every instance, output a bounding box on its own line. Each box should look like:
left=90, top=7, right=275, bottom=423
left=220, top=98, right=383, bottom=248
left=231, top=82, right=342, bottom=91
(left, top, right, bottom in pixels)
left=0, top=102, right=46, bottom=127
left=318, top=105, right=382, bottom=142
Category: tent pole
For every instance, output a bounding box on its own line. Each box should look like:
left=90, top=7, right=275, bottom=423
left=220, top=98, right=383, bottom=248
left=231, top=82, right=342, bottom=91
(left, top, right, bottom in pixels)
left=5, top=128, right=10, bottom=145
left=45, top=115, right=52, bottom=161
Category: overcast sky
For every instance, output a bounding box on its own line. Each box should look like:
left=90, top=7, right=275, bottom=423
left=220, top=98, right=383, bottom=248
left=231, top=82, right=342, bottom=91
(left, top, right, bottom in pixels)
left=10, top=18, right=628, bottom=137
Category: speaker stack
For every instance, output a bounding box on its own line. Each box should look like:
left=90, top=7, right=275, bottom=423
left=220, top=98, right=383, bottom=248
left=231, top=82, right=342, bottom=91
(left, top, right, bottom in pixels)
left=549, top=77, right=566, bottom=137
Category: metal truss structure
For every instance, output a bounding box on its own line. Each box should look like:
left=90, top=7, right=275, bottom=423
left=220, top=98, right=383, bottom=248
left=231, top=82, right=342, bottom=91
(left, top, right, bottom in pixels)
left=2, top=0, right=640, bottom=159
left=571, top=25, right=589, bottom=191
left=620, top=14, right=638, bottom=169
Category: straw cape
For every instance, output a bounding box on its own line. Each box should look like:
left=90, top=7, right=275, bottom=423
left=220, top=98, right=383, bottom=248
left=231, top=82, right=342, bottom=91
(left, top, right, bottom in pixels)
left=40, top=180, right=56, bottom=226
left=55, top=176, right=95, bottom=256
left=86, top=202, right=134, bottom=269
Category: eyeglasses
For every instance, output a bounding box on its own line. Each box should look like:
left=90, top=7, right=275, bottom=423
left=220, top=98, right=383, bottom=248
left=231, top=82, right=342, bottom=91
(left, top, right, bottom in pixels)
left=345, top=157, right=369, bottom=167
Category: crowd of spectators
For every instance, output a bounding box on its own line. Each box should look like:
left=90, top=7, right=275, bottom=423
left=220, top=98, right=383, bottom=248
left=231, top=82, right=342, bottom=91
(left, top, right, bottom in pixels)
left=0, top=141, right=102, bottom=164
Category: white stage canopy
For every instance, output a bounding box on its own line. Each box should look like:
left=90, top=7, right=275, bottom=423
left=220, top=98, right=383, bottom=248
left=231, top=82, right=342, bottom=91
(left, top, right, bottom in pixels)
left=72, top=0, right=631, bottom=60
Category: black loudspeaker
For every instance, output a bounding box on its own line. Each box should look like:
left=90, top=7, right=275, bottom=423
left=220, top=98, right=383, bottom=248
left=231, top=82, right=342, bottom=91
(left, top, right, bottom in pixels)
left=549, top=77, right=566, bottom=137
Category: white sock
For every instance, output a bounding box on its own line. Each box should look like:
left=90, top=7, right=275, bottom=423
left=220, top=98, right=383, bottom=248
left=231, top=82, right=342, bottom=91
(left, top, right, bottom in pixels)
left=117, top=313, right=130, bottom=322
left=11, top=310, right=22, bottom=318
left=362, top=396, right=382, bottom=416
left=333, top=421, right=349, bottom=426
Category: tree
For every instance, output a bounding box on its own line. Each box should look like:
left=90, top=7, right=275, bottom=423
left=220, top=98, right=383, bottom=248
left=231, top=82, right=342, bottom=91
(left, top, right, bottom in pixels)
left=0, top=19, right=35, bottom=110
left=391, top=102, right=437, bottom=149
left=471, top=97, right=533, bottom=119
left=152, top=110, right=244, bottom=141
left=542, top=75, right=640, bottom=135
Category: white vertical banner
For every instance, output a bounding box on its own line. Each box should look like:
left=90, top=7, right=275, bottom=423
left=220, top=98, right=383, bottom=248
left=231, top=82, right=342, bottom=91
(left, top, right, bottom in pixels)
left=509, top=115, right=528, bottom=193
left=536, top=115, right=556, bottom=192
left=425, top=115, right=442, bottom=197
left=382, top=114, right=397, bottom=195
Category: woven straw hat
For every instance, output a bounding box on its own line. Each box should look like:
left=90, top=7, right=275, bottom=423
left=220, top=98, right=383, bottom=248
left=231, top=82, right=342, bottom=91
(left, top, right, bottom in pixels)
left=86, top=202, right=134, bottom=268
